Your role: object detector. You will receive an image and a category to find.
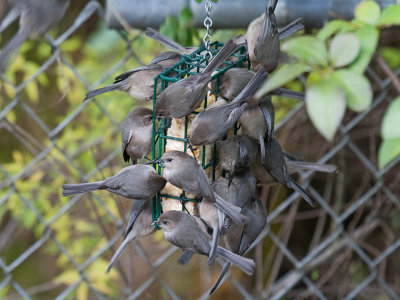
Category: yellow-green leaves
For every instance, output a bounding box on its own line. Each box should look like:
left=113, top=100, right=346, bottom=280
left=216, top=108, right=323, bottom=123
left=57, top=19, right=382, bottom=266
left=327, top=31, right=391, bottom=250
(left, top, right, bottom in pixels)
left=332, top=70, right=372, bottom=112
left=349, top=25, right=379, bottom=74
left=329, top=33, right=360, bottom=68
left=317, top=20, right=356, bottom=41
left=381, top=97, right=400, bottom=140
left=377, top=5, right=400, bottom=26
left=282, top=36, right=328, bottom=67
left=379, top=97, right=400, bottom=168
left=306, top=76, right=346, bottom=141
left=355, top=1, right=381, bottom=25
left=255, top=63, right=308, bottom=98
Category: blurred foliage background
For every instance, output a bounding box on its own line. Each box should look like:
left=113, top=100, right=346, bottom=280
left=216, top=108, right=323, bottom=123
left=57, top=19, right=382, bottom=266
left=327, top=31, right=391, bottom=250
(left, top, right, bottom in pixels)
left=0, top=0, right=400, bottom=299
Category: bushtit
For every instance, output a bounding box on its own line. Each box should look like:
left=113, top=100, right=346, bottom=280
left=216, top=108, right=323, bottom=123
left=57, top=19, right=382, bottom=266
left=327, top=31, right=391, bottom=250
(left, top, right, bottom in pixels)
left=107, top=200, right=155, bottom=272
left=253, top=0, right=280, bottom=72
left=121, top=107, right=153, bottom=164
left=210, top=68, right=254, bottom=101
left=252, top=150, right=338, bottom=185
left=148, top=150, right=246, bottom=226
left=190, top=67, right=268, bottom=146
left=209, top=67, right=305, bottom=102
left=62, top=164, right=166, bottom=200
left=210, top=197, right=267, bottom=294
left=247, top=0, right=304, bottom=72
left=156, top=210, right=256, bottom=275
left=261, top=137, right=315, bottom=206
left=0, top=0, right=70, bottom=71
left=217, top=135, right=258, bottom=179
left=155, top=38, right=238, bottom=118
left=179, top=177, right=239, bottom=266
left=239, top=96, right=274, bottom=164
left=83, top=63, right=166, bottom=102
left=145, top=27, right=196, bottom=55
left=232, top=169, right=257, bottom=208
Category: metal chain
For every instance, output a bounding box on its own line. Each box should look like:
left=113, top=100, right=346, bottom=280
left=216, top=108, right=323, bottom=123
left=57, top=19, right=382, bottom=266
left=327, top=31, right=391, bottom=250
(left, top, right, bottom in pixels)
left=203, top=0, right=213, bottom=59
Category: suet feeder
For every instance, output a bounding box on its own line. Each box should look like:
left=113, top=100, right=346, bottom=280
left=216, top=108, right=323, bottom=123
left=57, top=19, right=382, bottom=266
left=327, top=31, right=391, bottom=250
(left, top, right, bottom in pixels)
left=151, top=41, right=249, bottom=223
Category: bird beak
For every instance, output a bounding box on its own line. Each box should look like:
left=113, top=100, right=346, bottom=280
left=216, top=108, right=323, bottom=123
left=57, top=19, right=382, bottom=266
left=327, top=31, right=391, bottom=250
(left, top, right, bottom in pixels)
left=147, top=158, right=162, bottom=165
left=151, top=221, right=158, bottom=226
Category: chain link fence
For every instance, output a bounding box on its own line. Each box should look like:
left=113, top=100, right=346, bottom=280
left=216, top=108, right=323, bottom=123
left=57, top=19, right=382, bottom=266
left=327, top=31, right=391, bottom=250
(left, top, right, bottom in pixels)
left=0, top=1, right=399, bottom=299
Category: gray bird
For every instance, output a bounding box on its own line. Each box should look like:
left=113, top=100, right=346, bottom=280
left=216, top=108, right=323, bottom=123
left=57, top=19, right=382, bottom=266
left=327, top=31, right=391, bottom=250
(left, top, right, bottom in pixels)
left=210, top=197, right=267, bottom=294
left=252, top=150, right=339, bottom=185
left=149, top=150, right=246, bottom=225
left=62, top=164, right=166, bottom=200
left=232, top=169, right=257, bottom=208
left=247, top=1, right=304, bottom=72
left=0, top=0, right=70, bottom=71
left=83, top=61, right=172, bottom=102
left=107, top=200, right=155, bottom=272
left=218, top=135, right=258, bottom=179
left=190, top=67, right=268, bottom=146
left=121, top=107, right=153, bottom=164
left=262, top=137, right=315, bottom=206
left=202, top=177, right=240, bottom=264
left=209, top=68, right=255, bottom=101
left=145, top=27, right=196, bottom=56
left=155, top=38, right=238, bottom=119
left=209, top=68, right=305, bottom=102
left=240, top=96, right=275, bottom=164
left=156, top=210, right=256, bottom=275
left=254, top=0, right=280, bottom=72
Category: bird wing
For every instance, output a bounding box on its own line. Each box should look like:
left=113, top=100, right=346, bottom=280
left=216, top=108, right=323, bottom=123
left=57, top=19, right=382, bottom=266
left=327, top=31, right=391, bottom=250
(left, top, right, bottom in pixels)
left=121, top=129, right=133, bottom=162
left=125, top=201, right=148, bottom=238
left=113, top=66, right=151, bottom=83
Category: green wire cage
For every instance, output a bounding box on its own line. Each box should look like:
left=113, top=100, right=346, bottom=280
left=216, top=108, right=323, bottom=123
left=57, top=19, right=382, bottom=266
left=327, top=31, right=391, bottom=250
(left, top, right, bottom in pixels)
left=151, top=41, right=249, bottom=223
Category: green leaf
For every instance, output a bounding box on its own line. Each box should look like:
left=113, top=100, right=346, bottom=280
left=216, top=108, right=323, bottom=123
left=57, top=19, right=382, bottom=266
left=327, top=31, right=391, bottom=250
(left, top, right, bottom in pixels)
left=255, top=63, right=308, bottom=98
left=355, top=1, right=381, bottom=25
left=179, top=7, right=193, bottom=28
left=378, top=138, right=400, bottom=168
left=306, top=77, right=346, bottom=141
left=282, top=36, right=329, bottom=67
left=349, top=25, right=379, bottom=73
left=332, top=69, right=372, bottom=112
left=317, top=19, right=356, bottom=41
left=379, top=47, right=400, bottom=69
left=381, top=96, right=400, bottom=140
left=329, top=33, right=360, bottom=68
left=377, top=5, right=400, bottom=26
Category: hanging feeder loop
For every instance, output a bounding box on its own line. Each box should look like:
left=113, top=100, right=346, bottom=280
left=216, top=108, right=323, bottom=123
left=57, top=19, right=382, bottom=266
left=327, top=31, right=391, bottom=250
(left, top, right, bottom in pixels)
left=203, top=0, right=213, bottom=60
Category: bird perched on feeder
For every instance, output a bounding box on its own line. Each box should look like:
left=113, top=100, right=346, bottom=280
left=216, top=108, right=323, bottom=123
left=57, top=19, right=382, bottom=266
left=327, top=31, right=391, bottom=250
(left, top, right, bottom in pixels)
left=156, top=210, right=256, bottom=275
left=231, top=169, right=257, bottom=208
left=121, top=107, right=153, bottom=165
left=252, top=150, right=339, bottom=185
left=247, top=0, right=304, bottom=71
left=261, top=137, right=316, bottom=206
left=239, top=95, right=274, bottom=164
left=217, top=135, right=258, bottom=180
left=148, top=150, right=247, bottom=264
left=0, top=0, right=70, bottom=71
left=190, top=67, right=268, bottom=146
left=106, top=200, right=155, bottom=272
left=155, top=38, right=238, bottom=119
left=209, top=67, right=305, bottom=102
left=210, top=197, right=267, bottom=294
left=62, top=164, right=166, bottom=200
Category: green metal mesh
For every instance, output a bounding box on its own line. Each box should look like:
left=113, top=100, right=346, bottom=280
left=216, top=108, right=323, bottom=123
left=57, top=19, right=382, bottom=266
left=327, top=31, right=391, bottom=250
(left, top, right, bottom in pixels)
left=151, top=41, right=249, bottom=222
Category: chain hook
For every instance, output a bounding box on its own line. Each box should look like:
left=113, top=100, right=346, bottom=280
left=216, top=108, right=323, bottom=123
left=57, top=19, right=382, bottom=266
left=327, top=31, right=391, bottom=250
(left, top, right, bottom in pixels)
left=203, top=0, right=213, bottom=60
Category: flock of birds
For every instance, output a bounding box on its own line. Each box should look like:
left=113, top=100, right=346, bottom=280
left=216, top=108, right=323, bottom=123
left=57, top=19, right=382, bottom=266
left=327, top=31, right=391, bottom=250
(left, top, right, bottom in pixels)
left=0, top=0, right=339, bottom=295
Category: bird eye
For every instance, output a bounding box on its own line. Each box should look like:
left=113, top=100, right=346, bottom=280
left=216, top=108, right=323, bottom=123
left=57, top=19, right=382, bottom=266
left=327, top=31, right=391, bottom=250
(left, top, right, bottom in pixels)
left=162, top=220, right=168, bottom=225
left=166, top=158, right=172, bottom=162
